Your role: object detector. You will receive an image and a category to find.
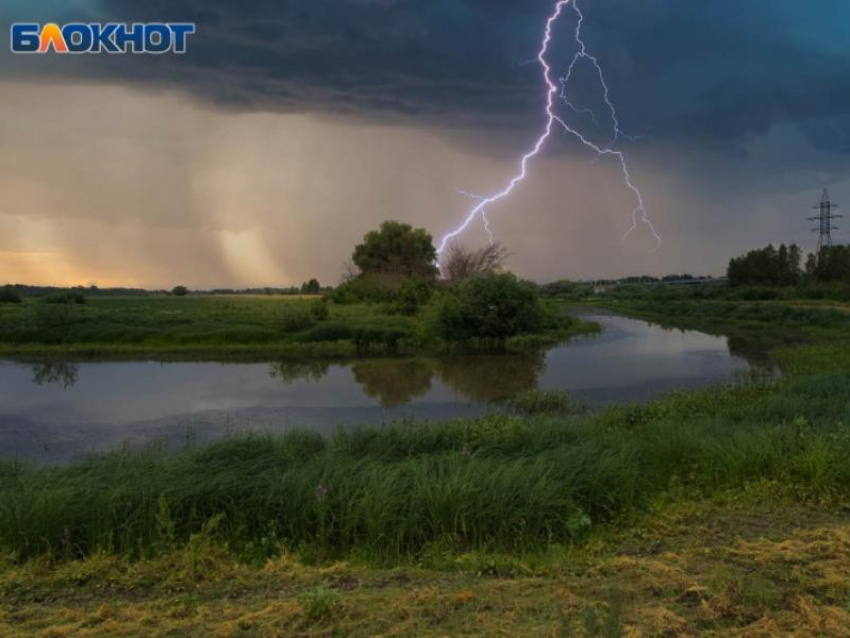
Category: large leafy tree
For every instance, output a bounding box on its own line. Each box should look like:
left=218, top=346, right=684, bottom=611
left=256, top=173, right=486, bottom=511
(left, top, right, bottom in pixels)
left=352, top=221, right=438, bottom=279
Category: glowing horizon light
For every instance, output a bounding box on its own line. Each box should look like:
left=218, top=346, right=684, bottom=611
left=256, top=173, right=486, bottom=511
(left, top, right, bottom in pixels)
left=437, top=0, right=661, bottom=260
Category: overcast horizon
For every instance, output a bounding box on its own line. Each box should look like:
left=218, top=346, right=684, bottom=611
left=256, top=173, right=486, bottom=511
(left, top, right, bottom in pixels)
left=2, top=0, right=849, bottom=288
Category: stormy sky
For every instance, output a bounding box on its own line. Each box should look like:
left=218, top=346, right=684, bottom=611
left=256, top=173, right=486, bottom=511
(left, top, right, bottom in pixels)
left=2, top=0, right=850, bottom=287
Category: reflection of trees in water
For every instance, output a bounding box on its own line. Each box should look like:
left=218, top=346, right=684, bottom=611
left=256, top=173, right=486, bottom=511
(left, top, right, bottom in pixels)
left=266, top=351, right=548, bottom=407
left=268, top=360, right=331, bottom=384
left=646, top=318, right=782, bottom=373
left=351, top=359, right=433, bottom=408
left=435, top=351, right=546, bottom=403
left=31, top=362, right=79, bottom=389
left=726, top=334, right=783, bottom=375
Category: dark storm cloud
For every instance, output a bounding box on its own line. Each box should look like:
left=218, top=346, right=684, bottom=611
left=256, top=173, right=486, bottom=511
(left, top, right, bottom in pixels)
left=4, top=1, right=850, bottom=287
left=4, top=0, right=850, bottom=158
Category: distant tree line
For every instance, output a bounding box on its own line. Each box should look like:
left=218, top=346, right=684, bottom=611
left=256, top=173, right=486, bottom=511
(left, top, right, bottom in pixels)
left=2, top=284, right=149, bottom=297
left=727, top=244, right=850, bottom=287
left=585, top=274, right=713, bottom=286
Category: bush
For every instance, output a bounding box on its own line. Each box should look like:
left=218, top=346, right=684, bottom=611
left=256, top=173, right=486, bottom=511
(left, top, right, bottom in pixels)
left=0, top=285, right=21, bottom=304
left=331, top=274, right=399, bottom=305
left=435, top=273, right=547, bottom=342
left=310, top=298, right=330, bottom=321
left=394, top=277, right=432, bottom=316
left=172, top=286, right=189, bottom=297
left=352, top=324, right=410, bottom=350
left=43, top=291, right=86, bottom=305
left=281, top=310, right=317, bottom=333
left=301, top=321, right=354, bottom=342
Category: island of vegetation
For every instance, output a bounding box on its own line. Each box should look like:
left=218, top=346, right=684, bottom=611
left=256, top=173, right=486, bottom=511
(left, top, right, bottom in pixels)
left=0, top=222, right=596, bottom=359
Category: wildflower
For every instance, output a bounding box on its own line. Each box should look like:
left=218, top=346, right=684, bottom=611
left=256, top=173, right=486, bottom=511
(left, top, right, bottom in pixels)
left=316, top=483, right=329, bottom=502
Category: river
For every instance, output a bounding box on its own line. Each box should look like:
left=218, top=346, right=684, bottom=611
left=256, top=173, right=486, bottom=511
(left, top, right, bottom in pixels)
left=0, top=313, right=766, bottom=464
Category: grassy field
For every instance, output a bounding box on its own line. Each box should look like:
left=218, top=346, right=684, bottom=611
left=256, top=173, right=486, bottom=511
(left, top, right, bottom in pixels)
left=3, top=493, right=849, bottom=637
left=0, top=294, right=592, bottom=359
left=2, top=294, right=850, bottom=635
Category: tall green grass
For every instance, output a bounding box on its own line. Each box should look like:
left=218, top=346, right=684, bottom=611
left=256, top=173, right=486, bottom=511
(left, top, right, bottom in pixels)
left=2, top=366, right=849, bottom=564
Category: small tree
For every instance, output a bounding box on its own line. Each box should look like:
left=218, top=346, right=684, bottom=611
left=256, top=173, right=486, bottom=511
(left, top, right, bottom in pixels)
left=442, top=242, right=510, bottom=282
left=172, top=285, right=189, bottom=297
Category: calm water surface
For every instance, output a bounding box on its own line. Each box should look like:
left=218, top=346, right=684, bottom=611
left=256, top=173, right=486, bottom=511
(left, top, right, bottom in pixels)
left=0, top=314, right=764, bottom=463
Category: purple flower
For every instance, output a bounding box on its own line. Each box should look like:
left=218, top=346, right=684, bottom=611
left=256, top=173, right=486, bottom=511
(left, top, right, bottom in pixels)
left=315, top=483, right=329, bottom=502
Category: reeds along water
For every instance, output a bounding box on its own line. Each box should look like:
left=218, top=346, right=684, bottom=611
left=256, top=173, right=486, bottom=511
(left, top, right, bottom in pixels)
left=2, top=365, right=850, bottom=563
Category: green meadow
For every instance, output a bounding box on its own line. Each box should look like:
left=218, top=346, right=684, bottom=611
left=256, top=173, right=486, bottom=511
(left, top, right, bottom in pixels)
left=0, top=293, right=593, bottom=359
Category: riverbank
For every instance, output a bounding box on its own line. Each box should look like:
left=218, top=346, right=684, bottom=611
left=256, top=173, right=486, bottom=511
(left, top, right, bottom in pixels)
left=0, top=295, right=597, bottom=359
left=2, top=298, right=850, bottom=635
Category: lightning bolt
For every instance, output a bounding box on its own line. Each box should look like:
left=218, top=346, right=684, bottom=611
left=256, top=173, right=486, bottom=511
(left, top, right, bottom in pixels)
left=456, top=189, right=495, bottom=245
left=437, top=0, right=660, bottom=259
left=559, top=0, right=638, bottom=148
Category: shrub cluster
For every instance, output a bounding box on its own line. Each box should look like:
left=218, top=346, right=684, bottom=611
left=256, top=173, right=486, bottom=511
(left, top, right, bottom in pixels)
left=281, top=310, right=317, bottom=333
left=436, top=273, right=548, bottom=342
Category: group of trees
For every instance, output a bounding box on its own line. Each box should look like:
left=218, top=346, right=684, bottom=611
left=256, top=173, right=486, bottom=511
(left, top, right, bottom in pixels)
left=727, top=244, right=803, bottom=287
left=332, top=220, right=547, bottom=341
left=805, top=245, right=850, bottom=283
left=727, top=243, right=850, bottom=287
left=334, top=221, right=511, bottom=306
left=346, top=221, right=509, bottom=287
